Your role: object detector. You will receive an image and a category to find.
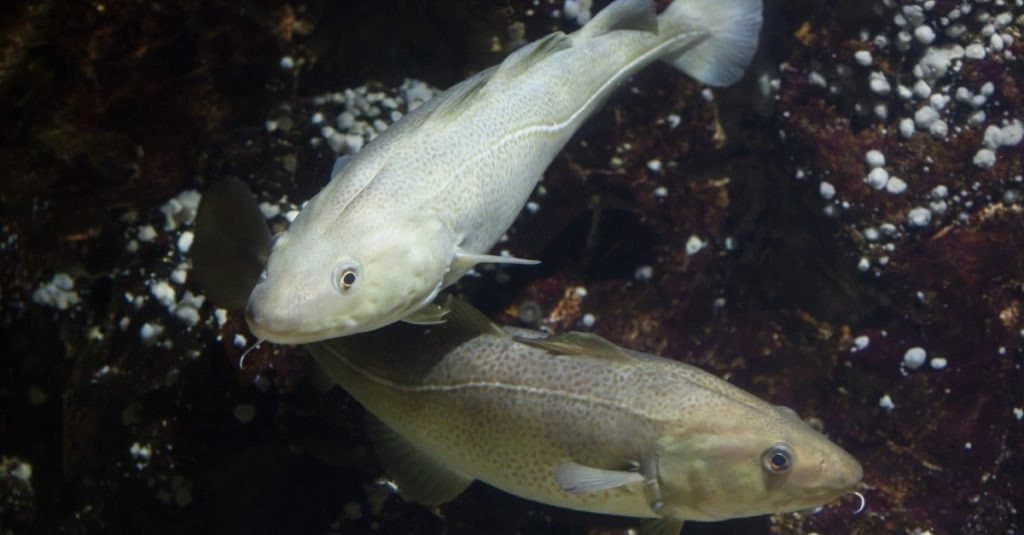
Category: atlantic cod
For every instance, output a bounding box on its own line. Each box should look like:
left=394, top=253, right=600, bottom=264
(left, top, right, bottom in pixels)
left=243, top=0, right=764, bottom=343
left=307, top=299, right=863, bottom=535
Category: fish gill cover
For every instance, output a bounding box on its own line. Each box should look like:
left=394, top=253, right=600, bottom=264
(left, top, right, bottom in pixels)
left=0, top=0, right=1022, bottom=534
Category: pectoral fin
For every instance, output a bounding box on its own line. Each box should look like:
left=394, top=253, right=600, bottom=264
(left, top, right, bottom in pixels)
left=365, top=415, right=473, bottom=507
left=554, top=462, right=643, bottom=494
left=452, top=249, right=540, bottom=273
left=638, top=518, right=685, bottom=535
left=402, top=301, right=450, bottom=325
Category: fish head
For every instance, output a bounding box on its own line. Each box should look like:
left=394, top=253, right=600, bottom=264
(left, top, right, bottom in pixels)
left=654, top=405, right=862, bottom=521
left=245, top=206, right=453, bottom=343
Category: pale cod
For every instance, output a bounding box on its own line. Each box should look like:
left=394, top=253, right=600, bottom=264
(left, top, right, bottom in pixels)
left=308, top=299, right=863, bottom=534
left=245, top=0, right=764, bottom=343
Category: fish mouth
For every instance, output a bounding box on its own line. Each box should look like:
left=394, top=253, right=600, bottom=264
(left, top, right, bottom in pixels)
left=243, top=278, right=430, bottom=344
left=779, top=466, right=863, bottom=513
left=245, top=302, right=301, bottom=344
left=245, top=299, right=360, bottom=344
left=246, top=324, right=339, bottom=345
left=791, top=477, right=863, bottom=510
left=246, top=317, right=359, bottom=344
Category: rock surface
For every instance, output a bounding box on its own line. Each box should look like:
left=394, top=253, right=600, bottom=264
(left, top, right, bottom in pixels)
left=2, top=1, right=1022, bottom=534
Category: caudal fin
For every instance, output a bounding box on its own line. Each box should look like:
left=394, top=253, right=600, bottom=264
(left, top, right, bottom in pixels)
left=660, top=0, right=763, bottom=87
left=191, top=178, right=272, bottom=310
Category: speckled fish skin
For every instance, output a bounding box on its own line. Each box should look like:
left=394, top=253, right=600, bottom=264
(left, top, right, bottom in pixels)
left=246, top=0, right=764, bottom=344
left=308, top=308, right=862, bottom=529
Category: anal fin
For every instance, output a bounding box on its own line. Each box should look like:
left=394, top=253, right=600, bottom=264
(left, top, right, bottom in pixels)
left=365, top=415, right=473, bottom=507
left=639, top=518, right=685, bottom=535
left=308, top=359, right=339, bottom=393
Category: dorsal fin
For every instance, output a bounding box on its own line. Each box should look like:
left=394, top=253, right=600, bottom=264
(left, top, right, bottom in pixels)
left=775, top=405, right=802, bottom=422
left=307, top=297, right=506, bottom=387
left=400, top=28, right=571, bottom=130
left=405, top=66, right=496, bottom=129
left=515, top=331, right=634, bottom=362
left=329, top=155, right=351, bottom=179
left=445, top=295, right=507, bottom=338
left=490, top=32, right=572, bottom=83
left=577, top=0, right=658, bottom=39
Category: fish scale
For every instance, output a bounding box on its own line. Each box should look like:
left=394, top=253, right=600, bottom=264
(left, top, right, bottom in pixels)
left=192, top=2, right=863, bottom=531
left=308, top=299, right=863, bottom=530
left=245, top=0, right=765, bottom=344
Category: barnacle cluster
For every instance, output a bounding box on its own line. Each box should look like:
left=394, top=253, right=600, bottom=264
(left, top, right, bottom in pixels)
left=1, top=0, right=1021, bottom=533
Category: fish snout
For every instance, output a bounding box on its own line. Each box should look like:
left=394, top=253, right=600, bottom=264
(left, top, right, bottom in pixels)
left=793, top=445, right=862, bottom=501
left=821, top=447, right=863, bottom=493
left=245, top=290, right=302, bottom=342
left=244, top=299, right=263, bottom=331
left=836, top=452, right=863, bottom=490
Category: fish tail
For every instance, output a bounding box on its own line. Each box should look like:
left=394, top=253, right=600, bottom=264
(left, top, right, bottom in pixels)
left=658, top=0, right=763, bottom=87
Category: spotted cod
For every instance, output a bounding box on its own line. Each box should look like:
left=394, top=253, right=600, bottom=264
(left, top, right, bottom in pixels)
left=243, top=0, right=765, bottom=343
left=307, top=299, right=863, bottom=534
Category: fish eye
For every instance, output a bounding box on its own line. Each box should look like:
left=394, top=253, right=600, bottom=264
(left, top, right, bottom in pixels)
left=332, top=263, right=360, bottom=292
left=761, top=443, right=794, bottom=473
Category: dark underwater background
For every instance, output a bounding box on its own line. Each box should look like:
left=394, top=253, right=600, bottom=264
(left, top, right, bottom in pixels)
left=2, top=0, right=1023, bottom=533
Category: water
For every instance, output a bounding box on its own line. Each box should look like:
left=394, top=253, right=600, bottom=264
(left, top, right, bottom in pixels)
left=1, top=0, right=1022, bottom=533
